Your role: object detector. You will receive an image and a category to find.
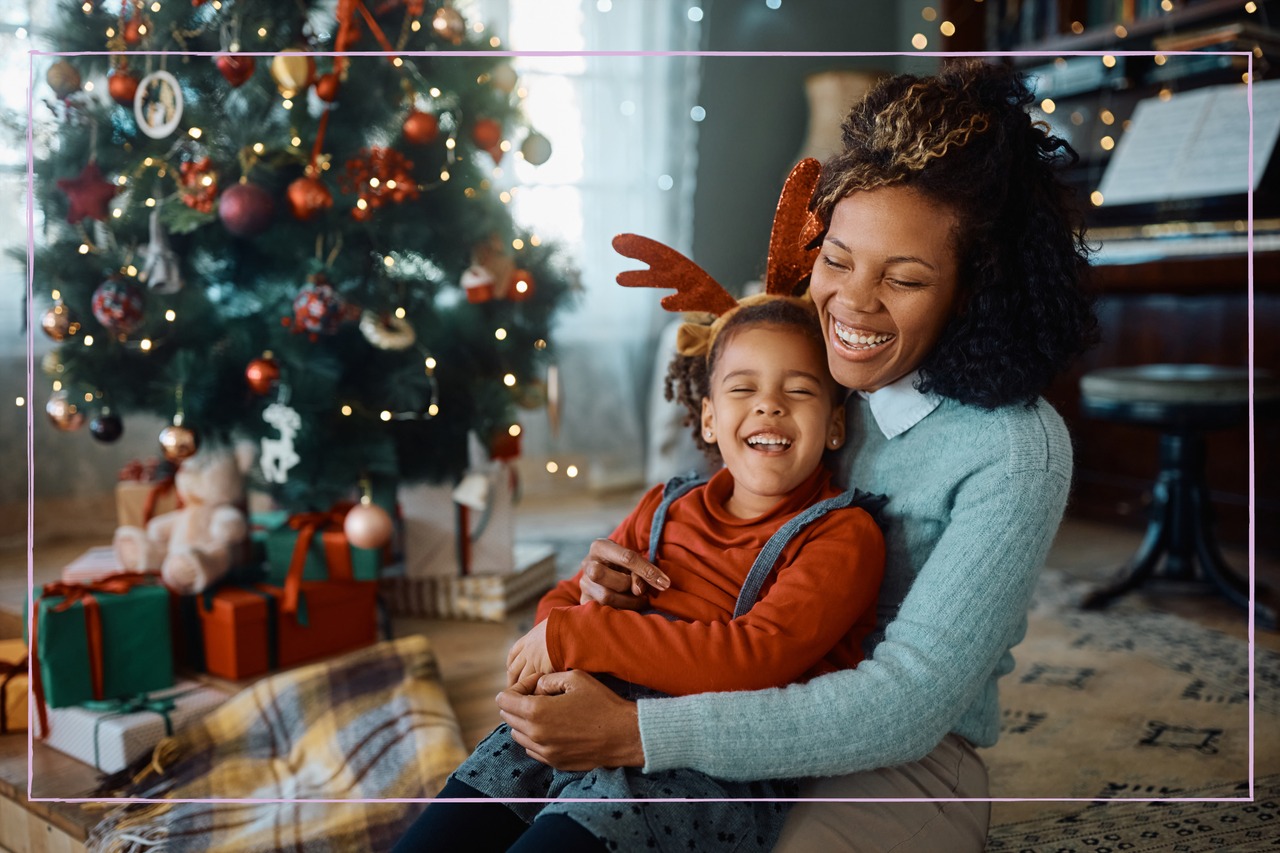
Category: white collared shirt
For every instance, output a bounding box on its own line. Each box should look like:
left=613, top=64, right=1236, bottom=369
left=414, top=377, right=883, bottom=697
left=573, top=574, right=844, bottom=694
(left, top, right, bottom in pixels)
left=853, top=370, right=942, bottom=439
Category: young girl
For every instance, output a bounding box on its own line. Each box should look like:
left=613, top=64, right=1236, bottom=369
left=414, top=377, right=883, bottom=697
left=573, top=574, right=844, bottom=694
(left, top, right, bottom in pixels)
left=392, top=285, right=887, bottom=853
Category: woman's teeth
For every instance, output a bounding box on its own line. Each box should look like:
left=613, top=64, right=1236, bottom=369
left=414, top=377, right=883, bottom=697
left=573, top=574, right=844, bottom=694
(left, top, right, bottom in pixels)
left=834, top=321, right=894, bottom=350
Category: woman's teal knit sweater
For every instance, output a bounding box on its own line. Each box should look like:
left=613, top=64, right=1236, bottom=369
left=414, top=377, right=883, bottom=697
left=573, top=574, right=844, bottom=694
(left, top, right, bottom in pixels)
left=636, top=394, right=1073, bottom=780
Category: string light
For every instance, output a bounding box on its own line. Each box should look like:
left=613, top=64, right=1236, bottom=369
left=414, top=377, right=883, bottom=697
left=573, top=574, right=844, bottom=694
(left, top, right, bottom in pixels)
left=1161, top=0, right=1172, bottom=8
left=146, top=198, right=156, bottom=207
left=1090, top=191, right=1104, bottom=206
left=357, top=198, right=368, bottom=209
left=342, top=405, right=352, bottom=415
left=530, top=235, right=541, bottom=247
left=566, top=465, right=579, bottom=478
left=1100, top=109, right=1115, bottom=125
left=495, top=328, right=508, bottom=340
left=383, top=255, right=394, bottom=267
left=940, top=21, right=955, bottom=37
left=258, top=27, right=267, bottom=36
left=425, top=357, right=437, bottom=369
left=84, top=335, right=94, bottom=346
left=85, top=392, right=93, bottom=402
left=508, top=424, right=521, bottom=437
left=117, top=175, right=128, bottom=185
left=84, top=81, right=94, bottom=91
left=140, top=338, right=152, bottom=350
left=151, top=2, right=160, bottom=11
left=51, top=289, right=60, bottom=300
left=1071, top=21, right=1083, bottom=33
left=499, top=191, right=511, bottom=203
left=1154, top=54, right=1166, bottom=65
left=381, top=410, right=392, bottom=421
left=912, top=33, right=927, bottom=49
left=445, top=138, right=456, bottom=149
left=112, top=208, right=122, bottom=217
left=53, top=381, right=62, bottom=391
left=290, top=135, right=301, bottom=147
left=430, top=87, right=441, bottom=97
left=253, top=142, right=264, bottom=153
left=1103, top=55, right=1116, bottom=68
left=393, top=57, right=403, bottom=67
left=14, top=397, right=24, bottom=407
left=82, top=2, right=91, bottom=11
left=1114, top=25, right=1127, bottom=37
left=137, top=24, right=146, bottom=34
left=106, top=27, right=114, bottom=36
left=189, top=127, right=202, bottom=138
left=1245, top=1, right=1257, bottom=11
left=922, top=7, right=936, bottom=20
left=440, top=170, right=450, bottom=181
left=512, top=238, right=524, bottom=250
left=546, top=461, right=558, bottom=473
left=78, top=244, right=89, bottom=254
left=165, top=309, right=176, bottom=321
left=1101, top=136, right=1115, bottom=150
left=499, top=140, right=511, bottom=152
left=517, top=87, right=527, bottom=98
left=1158, top=88, right=1172, bottom=101
left=411, top=20, right=421, bottom=31
left=1040, top=98, right=1056, bottom=113
left=386, top=180, right=397, bottom=189
left=503, top=374, right=516, bottom=386
left=473, top=22, right=484, bottom=32
left=395, top=307, right=406, bottom=318
left=490, top=36, right=501, bottom=47
left=534, top=339, right=547, bottom=349
left=493, top=167, right=503, bottom=178
left=428, top=403, right=439, bottom=416
left=515, top=280, right=528, bottom=294
left=126, top=264, right=138, bottom=276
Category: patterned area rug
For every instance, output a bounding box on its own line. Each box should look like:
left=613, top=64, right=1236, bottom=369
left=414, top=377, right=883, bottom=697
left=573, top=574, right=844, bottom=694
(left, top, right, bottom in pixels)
left=986, top=775, right=1280, bottom=852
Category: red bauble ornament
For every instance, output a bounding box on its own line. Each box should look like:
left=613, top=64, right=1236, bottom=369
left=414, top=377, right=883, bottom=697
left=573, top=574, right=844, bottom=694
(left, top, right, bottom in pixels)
left=402, top=111, right=439, bottom=145
left=343, top=502, right=393, bottom=550
left=315, top=72, right=340, bottom=102
left=179, top=157, right=218, bottom=213
left=338, top=147, right=419, bottom=221
left=286, top=176, right=334, bottom=221
left=108, top=67, right=139, bottom=106
left=123, top=11, right=143, bottom=44
left=215, top=54, right=256, bottom=87
left=92, top=276, right=146, bottom=335
left=490, top=429, right=521, bottom=461
left=472, top=118, right=502, bottom=151
left=245, top=356, right=280, bottom=394
left=508, top=269, right=535, bottom=302
left=219, top=182, right=274, bottom=237
left=57, top=161, right=118, bottom=224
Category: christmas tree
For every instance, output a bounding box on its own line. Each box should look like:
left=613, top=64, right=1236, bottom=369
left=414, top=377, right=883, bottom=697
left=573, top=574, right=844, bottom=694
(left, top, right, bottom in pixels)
left=29, top=0, right=571, bottom=511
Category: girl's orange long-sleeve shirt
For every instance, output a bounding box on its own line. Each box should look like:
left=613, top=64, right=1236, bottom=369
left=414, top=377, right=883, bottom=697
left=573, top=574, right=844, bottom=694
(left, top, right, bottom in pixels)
left=535, top=464, right=885, bottom=697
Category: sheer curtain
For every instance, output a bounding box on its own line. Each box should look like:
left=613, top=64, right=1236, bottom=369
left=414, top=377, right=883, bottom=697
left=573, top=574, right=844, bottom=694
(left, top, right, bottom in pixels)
left=477, top=0, right=705, bottom=490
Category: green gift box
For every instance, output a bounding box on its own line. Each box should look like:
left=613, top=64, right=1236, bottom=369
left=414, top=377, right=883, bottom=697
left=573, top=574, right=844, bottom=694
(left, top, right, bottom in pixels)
left=32, top=580, right=173, bottom=711
left=263, top=506, right=381, bottom=585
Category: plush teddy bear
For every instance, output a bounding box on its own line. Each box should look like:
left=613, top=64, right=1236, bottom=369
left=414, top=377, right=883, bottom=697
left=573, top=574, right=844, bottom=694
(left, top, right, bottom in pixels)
left=113, top=447, right=248, bottom=594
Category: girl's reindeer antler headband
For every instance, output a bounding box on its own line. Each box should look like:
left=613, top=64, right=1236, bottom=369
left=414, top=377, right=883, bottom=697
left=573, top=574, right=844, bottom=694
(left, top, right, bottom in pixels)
left=612, top=158, right=825, bottom=358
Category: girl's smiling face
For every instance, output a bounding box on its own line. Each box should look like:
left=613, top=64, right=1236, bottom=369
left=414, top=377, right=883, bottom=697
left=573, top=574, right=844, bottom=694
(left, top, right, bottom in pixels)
left=809, top=186, right=962, bottom=392
left=701, top=324, right=845, bottom=519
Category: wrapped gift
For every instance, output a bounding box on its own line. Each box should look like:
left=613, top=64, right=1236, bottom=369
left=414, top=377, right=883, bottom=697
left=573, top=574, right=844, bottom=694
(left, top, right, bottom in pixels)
left=263, top=505, right=381, bottom=589
left=116, top=459, right=181, bottom=529
left=30, top=575, right=173, bottom=736
left=61, top=545, right=126, bottom=584
left=0, top=639, right=28, bottom=733
left=186, top=579, right=378, bottom=681
left=381, top=542, right=556, bottom=622
left=35, top=680, right=228, bottom=773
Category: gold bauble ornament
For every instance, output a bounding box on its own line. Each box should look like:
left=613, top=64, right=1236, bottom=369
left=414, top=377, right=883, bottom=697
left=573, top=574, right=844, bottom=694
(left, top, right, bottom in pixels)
left=431, top=6, right=465, bottom=45
left=344, top=502, right=393, bottom=550
left=46, top=389, right=86, bottom=431
left=41, top=302, right=74, bottom=341
left=159, top=419, right=200, bottom=462
left=270, top=50, right=317, bottom=99
left=491, top=64, right=518, bottom=95
left=47, top=61, right=82, bottom=99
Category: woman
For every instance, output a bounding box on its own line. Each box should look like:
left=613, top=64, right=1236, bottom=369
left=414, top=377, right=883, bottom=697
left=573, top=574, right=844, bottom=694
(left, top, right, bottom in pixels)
left=490, top=60, right=1097, bottom=852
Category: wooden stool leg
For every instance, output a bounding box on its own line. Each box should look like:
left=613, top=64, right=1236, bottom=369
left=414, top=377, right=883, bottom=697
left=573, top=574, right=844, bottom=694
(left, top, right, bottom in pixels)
left=1082, top=479, right=1170, bottom=611
left=1189, top=486, right=1278, bottom=630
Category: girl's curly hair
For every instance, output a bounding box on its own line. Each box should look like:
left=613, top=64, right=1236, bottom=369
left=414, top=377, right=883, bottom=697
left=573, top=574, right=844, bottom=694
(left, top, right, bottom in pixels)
left=811, top=60, right=1098, bottom=409
left=664, top=299, right=834, bottom=465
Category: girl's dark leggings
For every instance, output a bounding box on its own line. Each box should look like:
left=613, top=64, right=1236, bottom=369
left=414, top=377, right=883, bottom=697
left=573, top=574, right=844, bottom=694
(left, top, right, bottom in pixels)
left=389, top=777, right=608, bottom=853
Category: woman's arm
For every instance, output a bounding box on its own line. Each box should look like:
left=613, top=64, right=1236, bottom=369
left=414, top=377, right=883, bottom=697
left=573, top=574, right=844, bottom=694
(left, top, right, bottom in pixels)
left=543, top=509, right=884, bottom=696
left=635, top=462, right=1070, bottom=780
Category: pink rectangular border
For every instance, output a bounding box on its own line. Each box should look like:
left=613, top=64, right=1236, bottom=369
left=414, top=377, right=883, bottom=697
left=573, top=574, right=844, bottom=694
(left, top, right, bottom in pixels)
left=24, top=48, right=1254, bottom=804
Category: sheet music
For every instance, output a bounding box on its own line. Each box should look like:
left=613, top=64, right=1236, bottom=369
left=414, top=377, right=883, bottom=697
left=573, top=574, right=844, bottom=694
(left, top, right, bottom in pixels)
left=1096, top=79, right=1280, bottom=206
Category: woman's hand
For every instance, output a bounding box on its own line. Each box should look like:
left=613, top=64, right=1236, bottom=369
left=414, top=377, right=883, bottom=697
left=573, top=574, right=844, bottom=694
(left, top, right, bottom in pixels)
left=579, top=538, right=670, bottom=610
left=506, top=620, right=555, bottom=687
left=495, top=670, right=645, bottom=771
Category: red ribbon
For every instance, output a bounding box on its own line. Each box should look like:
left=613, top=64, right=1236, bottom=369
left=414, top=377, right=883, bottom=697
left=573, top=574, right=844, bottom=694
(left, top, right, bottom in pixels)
left=141, top=476, right=185, bottom=524
left=118, top=458, right=161, bottom=483
left=283, top=505, right=356, bottom=618
left=29, top=573, right=156, bottom=739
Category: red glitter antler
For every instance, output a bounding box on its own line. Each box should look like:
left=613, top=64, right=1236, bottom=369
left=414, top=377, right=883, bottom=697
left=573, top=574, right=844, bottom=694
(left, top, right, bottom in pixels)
left=612, top=234, right=739, bottom=316
left=764, top=158, right=822, bottom=296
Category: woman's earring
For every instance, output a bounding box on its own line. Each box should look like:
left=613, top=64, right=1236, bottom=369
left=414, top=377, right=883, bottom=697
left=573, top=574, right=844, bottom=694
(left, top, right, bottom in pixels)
left=704, top=430, right=713, bottom=439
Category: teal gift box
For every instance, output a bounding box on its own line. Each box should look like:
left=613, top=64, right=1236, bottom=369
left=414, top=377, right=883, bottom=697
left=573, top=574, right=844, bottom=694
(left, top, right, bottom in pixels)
left=33, top=580, right=173, bottom=711
left=263, top=506, right=381, bottom=585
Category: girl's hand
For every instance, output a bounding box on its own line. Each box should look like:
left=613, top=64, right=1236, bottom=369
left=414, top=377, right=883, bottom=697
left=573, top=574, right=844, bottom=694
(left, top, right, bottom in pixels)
left=506, top=620, right=555, bottom=687
left=496, top=670, right=644, bottom=770
left=579, top=538, right=670, bottom=610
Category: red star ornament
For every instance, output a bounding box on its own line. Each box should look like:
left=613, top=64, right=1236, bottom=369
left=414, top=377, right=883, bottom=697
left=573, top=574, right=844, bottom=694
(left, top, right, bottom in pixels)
left=57, top=161, right=118, bottom=224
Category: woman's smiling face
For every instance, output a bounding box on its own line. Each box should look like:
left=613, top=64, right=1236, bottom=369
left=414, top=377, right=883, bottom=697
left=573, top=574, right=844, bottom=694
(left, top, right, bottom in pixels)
left=808, top=185, right=962, bottom=392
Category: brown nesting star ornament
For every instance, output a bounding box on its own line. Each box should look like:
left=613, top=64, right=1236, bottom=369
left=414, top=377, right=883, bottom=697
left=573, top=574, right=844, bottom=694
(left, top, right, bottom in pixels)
left=613, top=158, right=825, bottom=357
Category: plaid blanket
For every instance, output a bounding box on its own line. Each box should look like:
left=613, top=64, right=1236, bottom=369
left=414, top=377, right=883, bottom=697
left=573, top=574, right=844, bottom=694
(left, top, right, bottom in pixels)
left=88, top=635, right=469, bottom=853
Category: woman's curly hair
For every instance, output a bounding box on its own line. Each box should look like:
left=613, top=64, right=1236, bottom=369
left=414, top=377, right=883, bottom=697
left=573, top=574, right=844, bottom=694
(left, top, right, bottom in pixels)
left=664, top=299, right=834, bottom=465
left=811, top=60, right=1098, bottom=409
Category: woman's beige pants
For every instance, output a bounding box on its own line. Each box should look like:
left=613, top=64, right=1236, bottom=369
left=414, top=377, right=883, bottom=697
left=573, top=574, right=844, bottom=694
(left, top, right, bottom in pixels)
left=771, top=734, right=990, bottom=853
